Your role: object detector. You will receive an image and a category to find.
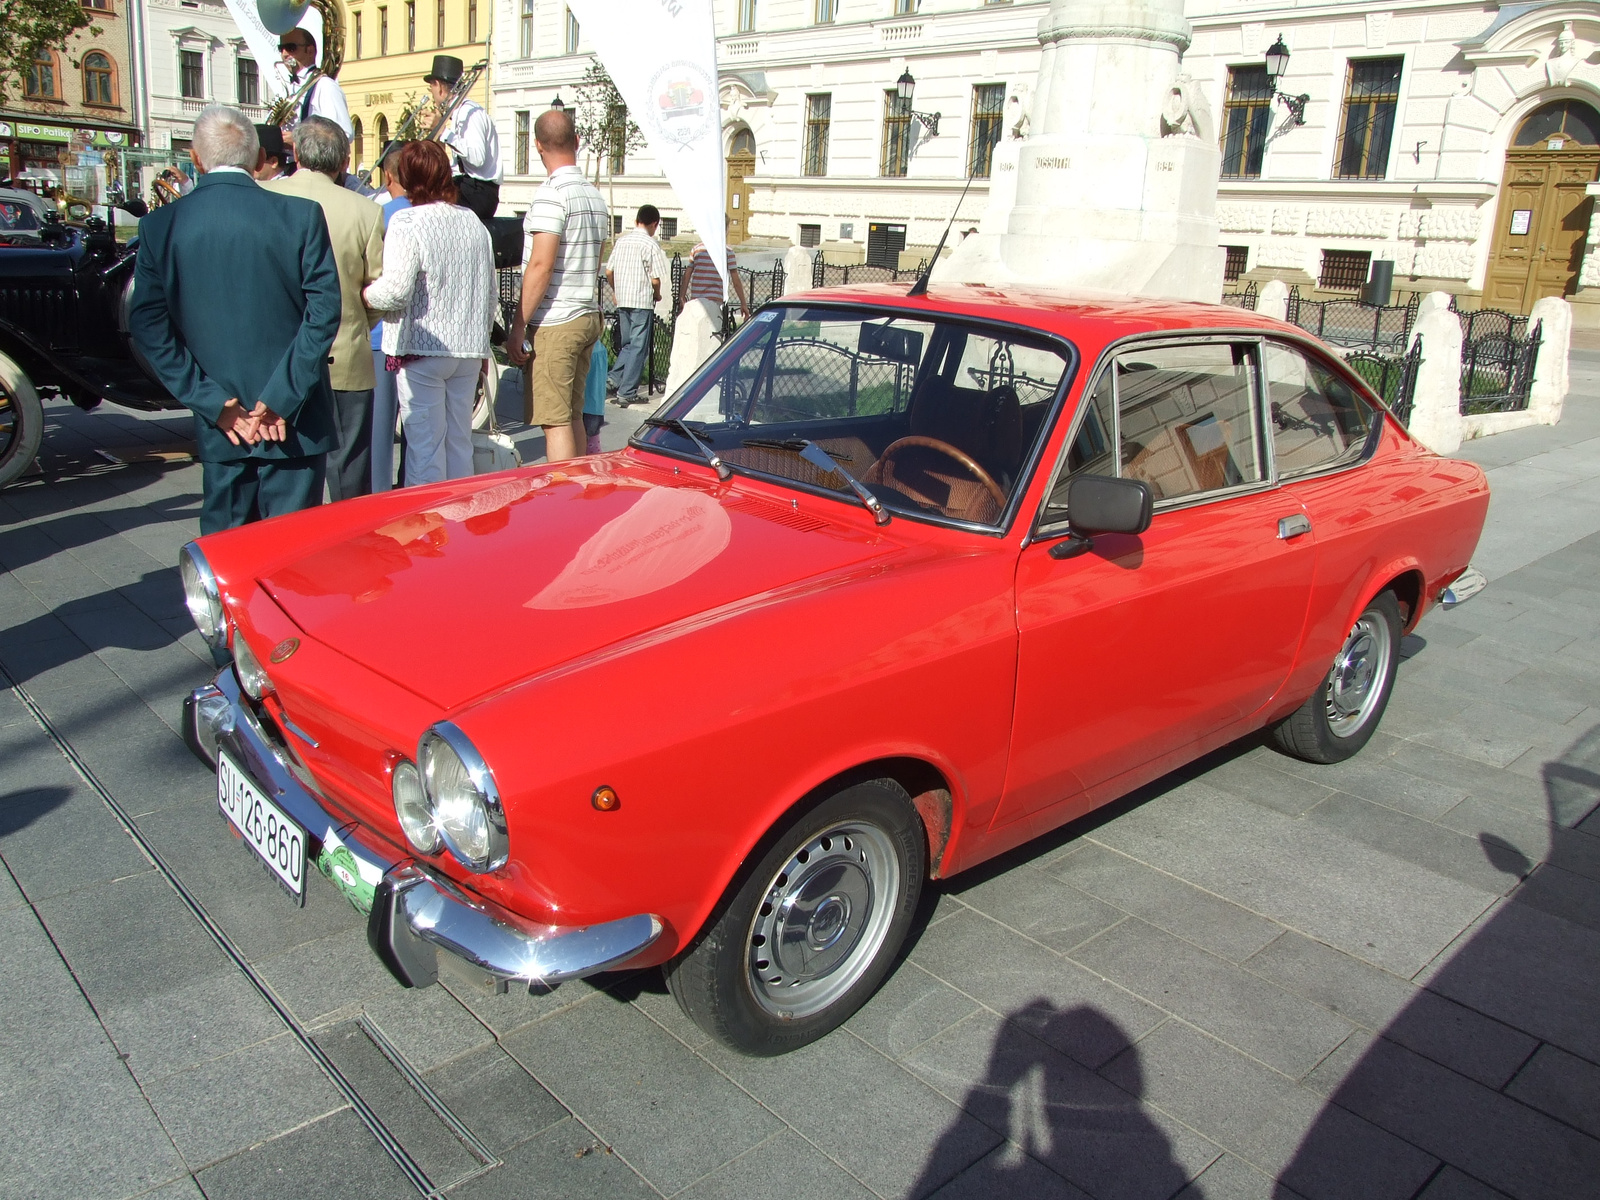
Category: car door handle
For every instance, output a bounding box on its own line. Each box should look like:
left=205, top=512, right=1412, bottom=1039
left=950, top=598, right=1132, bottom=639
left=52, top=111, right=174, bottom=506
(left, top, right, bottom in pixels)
left=1277, top=514, right=1312, bottom=540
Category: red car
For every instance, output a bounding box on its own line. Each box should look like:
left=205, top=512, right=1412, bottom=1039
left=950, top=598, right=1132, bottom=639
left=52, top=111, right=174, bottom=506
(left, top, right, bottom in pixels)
left=182, top=285, right=1489, bottom=1055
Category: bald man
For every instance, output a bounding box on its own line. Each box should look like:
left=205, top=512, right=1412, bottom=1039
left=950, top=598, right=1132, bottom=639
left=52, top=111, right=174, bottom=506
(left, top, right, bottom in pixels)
left=507, top=110, right=609, bottom=463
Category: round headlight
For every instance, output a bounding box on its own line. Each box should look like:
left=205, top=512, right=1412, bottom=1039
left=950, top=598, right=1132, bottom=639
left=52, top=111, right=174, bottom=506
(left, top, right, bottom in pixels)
left=392, top=759, right=440, bottom=855
left=180, top=543, right=225, bottom=647
left=231, top=632, right=272, bottom=700
left=418, top=723, right=508, bottom=872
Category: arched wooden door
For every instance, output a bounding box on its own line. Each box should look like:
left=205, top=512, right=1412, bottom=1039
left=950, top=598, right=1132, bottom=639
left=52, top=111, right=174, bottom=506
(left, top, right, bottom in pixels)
left=727, top=128, right=755, bottom=244
left=1484, top=99, right=1600, bottom=314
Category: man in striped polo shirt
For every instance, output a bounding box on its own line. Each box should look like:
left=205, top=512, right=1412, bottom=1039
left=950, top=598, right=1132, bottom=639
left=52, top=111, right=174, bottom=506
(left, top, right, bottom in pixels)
left=508, top=109, right=608, bottom=462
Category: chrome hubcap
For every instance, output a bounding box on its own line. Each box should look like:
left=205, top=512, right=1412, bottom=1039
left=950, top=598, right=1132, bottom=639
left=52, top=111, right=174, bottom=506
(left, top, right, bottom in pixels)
left=1325, top=613, right=1392, bottom=738
left=748, top=822, right=899, bottom=1019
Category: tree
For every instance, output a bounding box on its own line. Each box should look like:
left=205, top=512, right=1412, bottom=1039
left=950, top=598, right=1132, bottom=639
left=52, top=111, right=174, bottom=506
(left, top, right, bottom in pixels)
left=573, top=59, right=643, bottom=183
left=0, top=0, right=96, bottom=107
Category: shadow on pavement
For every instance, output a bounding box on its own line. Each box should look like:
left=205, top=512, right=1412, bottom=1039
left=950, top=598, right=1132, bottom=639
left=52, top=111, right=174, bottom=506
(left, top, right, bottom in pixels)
left=915, top=1003, right=1193, bottom=1200
left=1280, top=723, right=1600, bottom=1199
left=0, top=786, right=71, bottom=837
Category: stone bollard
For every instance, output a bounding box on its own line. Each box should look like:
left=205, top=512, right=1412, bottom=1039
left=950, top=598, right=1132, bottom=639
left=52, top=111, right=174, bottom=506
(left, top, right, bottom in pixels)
left=664, top=299, right=723, bottom=397
left=1415, top=291, right=1453, bottom=315
left=1527, top=295, right=1573, bottom=426
left=1255, top=279, right=1289, bottom=321
left=1405, top=299, right=1464, bottom=455
left=781, top=246, right=815, bottom=297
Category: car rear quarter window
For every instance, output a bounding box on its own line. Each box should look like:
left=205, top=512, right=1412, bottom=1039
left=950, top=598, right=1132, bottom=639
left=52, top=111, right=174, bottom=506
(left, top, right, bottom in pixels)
left=1265, top=341, right=1375, bottom=477
left=1115, top=342, right=1265, bottom=503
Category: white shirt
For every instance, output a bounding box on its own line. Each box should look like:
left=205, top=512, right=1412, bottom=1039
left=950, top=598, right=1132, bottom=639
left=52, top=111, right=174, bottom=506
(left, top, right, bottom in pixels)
left=606, top=228, right=669, bottom=310
left=363, top=202, right=498, bottom=358
left=522, top=165, right=607, bottom=326
left=439, top=99, right=500, bottom=183
left=273, top=64, right=353, bottom=137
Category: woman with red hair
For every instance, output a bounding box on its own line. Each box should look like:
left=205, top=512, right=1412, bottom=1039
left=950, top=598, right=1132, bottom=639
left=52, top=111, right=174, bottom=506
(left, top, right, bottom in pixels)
left=364, top=140, right=497, bottom=484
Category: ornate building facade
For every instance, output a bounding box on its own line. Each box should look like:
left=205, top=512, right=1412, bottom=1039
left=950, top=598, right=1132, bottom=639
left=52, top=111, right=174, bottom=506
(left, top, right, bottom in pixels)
left=136, top=0, right=271, bottom=158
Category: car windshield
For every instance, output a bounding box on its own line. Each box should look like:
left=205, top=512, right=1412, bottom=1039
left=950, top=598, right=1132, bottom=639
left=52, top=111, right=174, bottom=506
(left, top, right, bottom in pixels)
left=0, top=201, right=40, bottom=232
left=636, top=305, right=1073, bottom=526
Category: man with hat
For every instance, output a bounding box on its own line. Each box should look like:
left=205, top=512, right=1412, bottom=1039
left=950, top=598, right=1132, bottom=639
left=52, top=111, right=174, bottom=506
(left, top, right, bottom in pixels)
left=253, top=124, right=293, bottom=181
left=425, top=55, right=500, bottom=221
left=275, top=26, right=352, bottom=139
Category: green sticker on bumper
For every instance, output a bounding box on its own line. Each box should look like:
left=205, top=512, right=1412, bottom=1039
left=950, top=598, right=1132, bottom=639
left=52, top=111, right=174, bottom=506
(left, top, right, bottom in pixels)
left=315, top=829, right=383, bottom=915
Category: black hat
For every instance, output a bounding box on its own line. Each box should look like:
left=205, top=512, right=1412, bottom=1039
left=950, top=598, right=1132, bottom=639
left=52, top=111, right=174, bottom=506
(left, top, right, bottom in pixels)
left=424, top=55, right=463, bottom=86
left=255, top=124, right=287, bottom=162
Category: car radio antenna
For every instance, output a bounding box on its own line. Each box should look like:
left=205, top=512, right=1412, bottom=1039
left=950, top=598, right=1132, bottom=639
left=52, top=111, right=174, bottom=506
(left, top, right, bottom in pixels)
left=907, top=168, right=979, bottom=298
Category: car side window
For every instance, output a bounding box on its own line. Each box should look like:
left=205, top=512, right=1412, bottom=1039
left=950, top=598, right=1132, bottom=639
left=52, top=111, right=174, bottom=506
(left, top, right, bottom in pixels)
left=1116, top=342, right=1264, bottom=503
left=1265, top=341, right=1374, bottom=477
left=1041, top=368, right=1115, bottom=524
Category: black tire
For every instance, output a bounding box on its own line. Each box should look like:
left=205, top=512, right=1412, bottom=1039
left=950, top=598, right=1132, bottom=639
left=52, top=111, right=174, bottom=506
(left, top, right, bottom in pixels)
left=665, top=778, right=925, bottom=1056
left=0, top=352, right=43, bottom=490
left=1271, top=590, right=1402, bottom=764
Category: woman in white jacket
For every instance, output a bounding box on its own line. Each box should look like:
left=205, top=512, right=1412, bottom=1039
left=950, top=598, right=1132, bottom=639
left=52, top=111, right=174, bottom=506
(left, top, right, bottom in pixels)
left=363, top=140, right=498, bottom=485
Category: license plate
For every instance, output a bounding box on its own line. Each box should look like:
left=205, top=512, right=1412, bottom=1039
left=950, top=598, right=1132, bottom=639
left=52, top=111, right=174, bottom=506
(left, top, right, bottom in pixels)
left=218, top=748, right=306, bottom=901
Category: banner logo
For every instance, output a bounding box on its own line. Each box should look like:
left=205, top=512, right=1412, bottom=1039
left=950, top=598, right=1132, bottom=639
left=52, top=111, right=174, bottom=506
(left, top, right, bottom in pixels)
left=647, top=60, right=717, bottom=150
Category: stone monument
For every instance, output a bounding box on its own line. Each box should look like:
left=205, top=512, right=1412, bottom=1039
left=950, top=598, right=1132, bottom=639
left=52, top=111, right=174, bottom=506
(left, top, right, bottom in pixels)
left=938, top=0, right=1224, bottom=301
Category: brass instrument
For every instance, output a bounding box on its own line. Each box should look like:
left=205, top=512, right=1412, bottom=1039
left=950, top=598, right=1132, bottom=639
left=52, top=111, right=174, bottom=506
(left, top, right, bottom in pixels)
left=261, top=0, right=345, bottom=128
left=367, top=56, right=487, bottom=183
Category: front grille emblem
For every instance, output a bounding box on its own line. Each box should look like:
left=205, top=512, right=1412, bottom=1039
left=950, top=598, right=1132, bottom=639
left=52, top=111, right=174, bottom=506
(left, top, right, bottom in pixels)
left=270, top=637, right=300, bottom=663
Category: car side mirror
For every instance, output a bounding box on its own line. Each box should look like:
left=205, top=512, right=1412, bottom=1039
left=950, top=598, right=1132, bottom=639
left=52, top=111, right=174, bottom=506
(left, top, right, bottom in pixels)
left=1048, top=475, right=1153, bottom=559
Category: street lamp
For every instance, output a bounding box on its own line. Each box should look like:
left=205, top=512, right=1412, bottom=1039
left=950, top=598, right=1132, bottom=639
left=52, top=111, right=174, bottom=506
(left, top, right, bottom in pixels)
left=895, top=70, right=940, bottom=137
left=1263, top=35, right=1309, bottom=125
left=550, top=93, right=566, bottom=111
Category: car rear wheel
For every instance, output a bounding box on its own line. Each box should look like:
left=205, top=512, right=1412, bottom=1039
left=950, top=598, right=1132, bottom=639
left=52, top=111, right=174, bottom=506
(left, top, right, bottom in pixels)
left=665, top=778, right=925, bottom=1056
left=0, top=352, right=43, bottom=490
left=1271, top=590, right=1401, bottom=764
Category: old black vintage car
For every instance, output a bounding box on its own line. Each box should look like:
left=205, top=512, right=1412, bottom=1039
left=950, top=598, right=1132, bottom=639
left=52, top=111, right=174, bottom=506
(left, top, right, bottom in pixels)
left=0, top=210, right=178, bottom=488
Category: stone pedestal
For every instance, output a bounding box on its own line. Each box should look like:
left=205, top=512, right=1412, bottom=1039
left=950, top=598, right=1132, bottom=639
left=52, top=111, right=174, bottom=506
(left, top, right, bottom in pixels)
left=1406, top=298, right=1464, bottom=456
left=938, top=0, right=1224, bottom=301
left=665, top=300, right=722, bottom=397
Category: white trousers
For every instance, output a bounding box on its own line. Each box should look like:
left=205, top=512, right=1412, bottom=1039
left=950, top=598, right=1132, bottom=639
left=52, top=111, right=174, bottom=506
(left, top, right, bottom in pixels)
left=397, top=356, right=480, bottom=485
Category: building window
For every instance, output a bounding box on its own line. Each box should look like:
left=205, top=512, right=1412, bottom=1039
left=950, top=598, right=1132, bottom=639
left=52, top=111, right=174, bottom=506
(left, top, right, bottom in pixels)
left=606, top=103, right=626, bottom=174
left=814, top=0, right=835, bottom=23
left=435, top=0, right=444, bottom=45
left=83, top=0, right=112, bottom=8
left=894, top=0, right=918, bottom=12
left=565, top=7, right=579, bottom=53
left=236, top=57, right=258, bottom=106
left=968, top=83, right=1005, bottom=178
left=803, top=92, right=830, bottom=176
left=1220, top=65, right=1272, bottom=179
left=1334, top=57, right=1402, bottom=180
left=83, top=51, right=116, bottom=105
left=354, top=12, right=363, bottom=57
left=179, top=50, right=203, bottom=100
left=379, top=7, right=389, bottom=54
left=468, top=0, right=477, bottom=41
left=514, top=110, right=529, bottom=173
left=406, top=1, right=416, bottom=51
left=799, top=223, right=821, bottom=247
left=659, top=217, right=678, bottom=238
left=1514, top=99, right=1600, bottom=147
left=1319, top=249, right=1371, bottom=291
left=737, top=0, right=755, bottom=31
left=519, top=0, right=533, bottom=57
left=612, top=214, right=623, bottom=235
left=880, top=89, right=913, bottom=177
left=24, top=51, right=59, bottom=99
left=376, top=114, right=390, bottom=162
left=1223, top=245, right=1248, bottom=282
left=351, top=115, right=363, bottom=167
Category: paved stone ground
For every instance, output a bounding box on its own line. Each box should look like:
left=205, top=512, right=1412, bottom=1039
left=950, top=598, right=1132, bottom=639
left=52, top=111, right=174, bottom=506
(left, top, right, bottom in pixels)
left=1, top=364, right=1598, bottom=1200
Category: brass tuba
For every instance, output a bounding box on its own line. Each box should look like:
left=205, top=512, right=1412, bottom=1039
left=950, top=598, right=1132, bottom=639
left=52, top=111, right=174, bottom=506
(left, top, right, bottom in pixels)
left=262, top=0, right=345, bottom=127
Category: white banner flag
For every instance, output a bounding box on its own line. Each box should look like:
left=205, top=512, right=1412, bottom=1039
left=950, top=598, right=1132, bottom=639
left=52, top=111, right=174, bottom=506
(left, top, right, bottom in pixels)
left=564, top=0, right=728, bottom=297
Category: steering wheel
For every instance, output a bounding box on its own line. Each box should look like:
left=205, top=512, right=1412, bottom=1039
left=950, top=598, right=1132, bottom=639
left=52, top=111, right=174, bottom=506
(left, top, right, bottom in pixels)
left=868, top=435, right=1008, bottom=518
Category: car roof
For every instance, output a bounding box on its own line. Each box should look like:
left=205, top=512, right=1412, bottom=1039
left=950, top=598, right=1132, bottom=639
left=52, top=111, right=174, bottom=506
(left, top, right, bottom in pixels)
left=780, top=282, right=1303, bottom=346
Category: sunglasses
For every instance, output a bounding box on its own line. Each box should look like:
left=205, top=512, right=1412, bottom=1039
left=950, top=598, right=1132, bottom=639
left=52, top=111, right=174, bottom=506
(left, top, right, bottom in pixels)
left=278, top=41, right=311, bottom=51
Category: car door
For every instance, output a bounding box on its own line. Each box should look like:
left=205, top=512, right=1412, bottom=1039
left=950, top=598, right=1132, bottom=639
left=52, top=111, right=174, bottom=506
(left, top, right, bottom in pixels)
left=996, top=336, right=1316, bottom=832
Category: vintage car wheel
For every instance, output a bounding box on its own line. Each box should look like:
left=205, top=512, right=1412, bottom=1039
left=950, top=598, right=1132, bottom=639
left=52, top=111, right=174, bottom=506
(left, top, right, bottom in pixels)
left=0, top=352, right=43, bottom=490
left=1271, top=590, right=1401, bottom=764
left=665, top=779, right=926, bottom=1056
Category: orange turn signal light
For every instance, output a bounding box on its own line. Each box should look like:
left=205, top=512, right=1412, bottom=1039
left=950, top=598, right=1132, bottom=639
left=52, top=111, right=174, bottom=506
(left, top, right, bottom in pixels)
left=591, top=785, right=620, bottom=812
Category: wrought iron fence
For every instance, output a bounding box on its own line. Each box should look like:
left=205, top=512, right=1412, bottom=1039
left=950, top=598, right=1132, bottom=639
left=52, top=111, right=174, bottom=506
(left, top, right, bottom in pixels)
left=1286, top=287, right=1419, bottom=351
left=1458, top=306, right=1531, bottom=347
left=1461, top=320, right=1541, bottom=415
left=811, top=255, right=928, bottom=288
left=1345, top=340, right=1423, bottom=427
left=1219, top=281, right=1257, bottom=310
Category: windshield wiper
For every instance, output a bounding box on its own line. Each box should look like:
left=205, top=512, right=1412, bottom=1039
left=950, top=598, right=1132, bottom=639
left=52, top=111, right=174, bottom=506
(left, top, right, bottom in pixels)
left=644, top=417, right=731, bottom=480
left=741, top=437, right=890, bottom=526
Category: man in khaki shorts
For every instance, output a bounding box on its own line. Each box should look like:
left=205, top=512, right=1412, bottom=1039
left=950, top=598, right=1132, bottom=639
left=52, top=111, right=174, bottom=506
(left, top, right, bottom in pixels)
left=508, top=109, right=608, bottom=462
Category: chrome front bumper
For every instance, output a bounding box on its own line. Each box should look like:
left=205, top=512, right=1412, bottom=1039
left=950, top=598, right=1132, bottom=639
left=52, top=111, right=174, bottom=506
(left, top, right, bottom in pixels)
left=184, top=672, right=663, bottom=991
left=1440, top=565, right=1488, bottom=608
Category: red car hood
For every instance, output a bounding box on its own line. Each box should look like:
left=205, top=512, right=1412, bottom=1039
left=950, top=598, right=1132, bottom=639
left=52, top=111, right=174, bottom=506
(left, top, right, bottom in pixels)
left=259, top=456, right=905, bottom=711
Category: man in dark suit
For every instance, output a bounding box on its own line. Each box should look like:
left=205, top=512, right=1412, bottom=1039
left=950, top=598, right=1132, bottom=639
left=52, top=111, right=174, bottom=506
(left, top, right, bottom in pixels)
left=129, top=104, right=341, bottom=535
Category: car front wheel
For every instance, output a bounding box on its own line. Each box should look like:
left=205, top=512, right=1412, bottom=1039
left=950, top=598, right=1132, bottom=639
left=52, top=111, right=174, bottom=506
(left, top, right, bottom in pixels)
left=1271, top=590, right=1401, bottom=764
left=665, top=778, right=925, bottom=1056
left=0, top=352, right=43, bottom=490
